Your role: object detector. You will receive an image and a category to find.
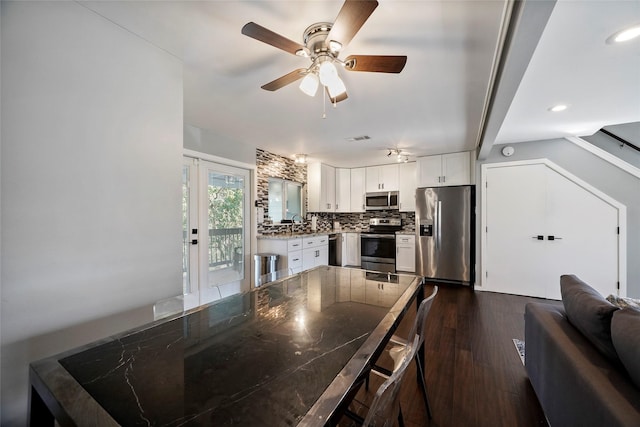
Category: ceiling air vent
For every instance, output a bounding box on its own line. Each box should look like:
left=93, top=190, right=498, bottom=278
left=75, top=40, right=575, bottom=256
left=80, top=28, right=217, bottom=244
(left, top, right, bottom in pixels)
left=346, top=135, right=371, bottom=142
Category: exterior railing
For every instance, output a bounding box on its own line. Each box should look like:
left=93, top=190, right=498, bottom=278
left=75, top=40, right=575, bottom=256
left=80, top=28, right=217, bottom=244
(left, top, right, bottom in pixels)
left=208, top=228, right=243, bottom=270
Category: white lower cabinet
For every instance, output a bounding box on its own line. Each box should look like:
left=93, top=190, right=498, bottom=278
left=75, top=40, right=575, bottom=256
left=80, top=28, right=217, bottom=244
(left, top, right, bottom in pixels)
left=257, top=235, right=328, bottom=280
left=302, top=235, right=329, bottom=270
left=395, top=234, right=416, bottom=273
left=345, top=232, right=361, bottom=267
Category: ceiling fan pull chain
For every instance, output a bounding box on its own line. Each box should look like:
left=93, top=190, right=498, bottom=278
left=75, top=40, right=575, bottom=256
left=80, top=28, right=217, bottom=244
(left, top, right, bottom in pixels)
left=322, top=88, right=327, bottom=119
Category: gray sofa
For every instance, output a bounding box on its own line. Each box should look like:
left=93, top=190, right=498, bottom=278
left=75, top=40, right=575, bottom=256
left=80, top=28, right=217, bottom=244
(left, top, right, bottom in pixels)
left=525, top=275, right=640, bottom=427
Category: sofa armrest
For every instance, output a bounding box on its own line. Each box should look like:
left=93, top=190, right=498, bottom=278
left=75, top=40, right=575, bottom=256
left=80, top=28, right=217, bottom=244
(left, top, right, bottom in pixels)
left=525, top=303, right=640, bottom=427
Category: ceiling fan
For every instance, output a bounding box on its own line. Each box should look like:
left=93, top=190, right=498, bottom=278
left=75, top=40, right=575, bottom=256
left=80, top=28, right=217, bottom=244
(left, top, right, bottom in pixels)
left=241, top=0, right=407, bottom=103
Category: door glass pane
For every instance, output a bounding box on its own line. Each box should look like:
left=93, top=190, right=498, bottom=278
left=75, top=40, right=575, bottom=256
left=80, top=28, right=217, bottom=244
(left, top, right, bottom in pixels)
left=182, top=165, right=190, bottom=295
left=207, top=171, right=244, bottom=285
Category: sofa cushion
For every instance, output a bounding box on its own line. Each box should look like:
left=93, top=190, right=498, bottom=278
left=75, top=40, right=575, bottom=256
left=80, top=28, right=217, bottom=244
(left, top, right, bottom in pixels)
left=611, top=307, right=640, bottom=390
left=560, top=274, right=619, bottom=363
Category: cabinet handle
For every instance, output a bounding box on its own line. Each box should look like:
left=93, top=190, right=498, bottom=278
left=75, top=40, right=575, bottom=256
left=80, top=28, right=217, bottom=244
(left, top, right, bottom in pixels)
left=443, top=176, right=446, bottom=183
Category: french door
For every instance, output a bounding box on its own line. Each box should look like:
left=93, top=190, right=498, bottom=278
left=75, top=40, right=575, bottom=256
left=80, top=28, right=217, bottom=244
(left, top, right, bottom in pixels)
left=183, top=157, right=251, bottom=309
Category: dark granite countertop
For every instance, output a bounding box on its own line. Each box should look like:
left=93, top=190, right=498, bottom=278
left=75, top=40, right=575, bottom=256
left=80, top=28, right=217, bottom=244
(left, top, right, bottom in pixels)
left=30, top=266, right=422, bottom=427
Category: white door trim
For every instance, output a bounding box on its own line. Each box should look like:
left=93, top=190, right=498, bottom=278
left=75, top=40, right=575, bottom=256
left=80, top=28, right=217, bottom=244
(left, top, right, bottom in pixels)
left=565, top=136, right=640, bottom=180
left=480, top=158, right=627, bottom=295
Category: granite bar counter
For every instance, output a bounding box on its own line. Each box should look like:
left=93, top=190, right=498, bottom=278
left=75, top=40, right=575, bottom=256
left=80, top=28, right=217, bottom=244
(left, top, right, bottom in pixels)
left=29, top=266, right=423, bottom=427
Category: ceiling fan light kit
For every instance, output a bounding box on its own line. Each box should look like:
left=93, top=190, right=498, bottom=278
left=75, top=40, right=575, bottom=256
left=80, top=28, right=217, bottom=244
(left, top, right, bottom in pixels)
left=299, top=73, right=319, bottom=97
left=241, top=0, right=407, bottom=106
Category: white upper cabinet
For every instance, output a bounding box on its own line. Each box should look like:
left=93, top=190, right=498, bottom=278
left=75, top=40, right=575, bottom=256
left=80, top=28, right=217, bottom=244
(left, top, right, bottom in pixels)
left=308, top=162, right=336, bottom=212
left=398, top=162, right=416, bottom=211
left=350, top=167, right=366, bottom=213
left=417, top=152, right=471, bottom=187
left=335, top=168, right=351, bottom=213
left=365, top=164, right=399, bottom=192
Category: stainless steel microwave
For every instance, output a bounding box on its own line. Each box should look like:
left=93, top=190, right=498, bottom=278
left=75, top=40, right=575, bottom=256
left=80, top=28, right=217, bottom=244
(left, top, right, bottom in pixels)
left=365, top=191, right=399, bottom=211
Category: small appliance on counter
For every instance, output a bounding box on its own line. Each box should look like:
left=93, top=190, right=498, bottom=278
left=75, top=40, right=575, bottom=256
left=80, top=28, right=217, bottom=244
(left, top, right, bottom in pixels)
left=311, top=215, right=317, bottom=232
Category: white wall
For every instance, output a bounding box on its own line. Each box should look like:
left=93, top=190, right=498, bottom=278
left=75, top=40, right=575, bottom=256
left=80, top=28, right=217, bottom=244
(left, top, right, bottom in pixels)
left=184, top=124, right=257, bottom=165
left=0, top=2, right=183, bottom=424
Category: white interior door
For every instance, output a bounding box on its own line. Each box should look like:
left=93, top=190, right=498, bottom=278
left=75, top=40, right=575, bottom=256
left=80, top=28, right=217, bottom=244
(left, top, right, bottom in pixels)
left=483, top=161, right=624, bottom=299
left=485, top=164, right=548, bottom=297
left=544, top=169, right=620, bottom=299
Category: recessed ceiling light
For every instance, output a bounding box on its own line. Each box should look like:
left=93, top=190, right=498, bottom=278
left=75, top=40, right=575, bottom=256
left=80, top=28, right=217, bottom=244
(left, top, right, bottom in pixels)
left=607, top=24, right=640, bottom=44
left=548, top=104, right=568, bottom=112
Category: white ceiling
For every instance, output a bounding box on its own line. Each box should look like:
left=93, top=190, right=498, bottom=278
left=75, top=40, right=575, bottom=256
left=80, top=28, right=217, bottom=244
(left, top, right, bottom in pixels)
left=79, top=0, right=640, bottom=167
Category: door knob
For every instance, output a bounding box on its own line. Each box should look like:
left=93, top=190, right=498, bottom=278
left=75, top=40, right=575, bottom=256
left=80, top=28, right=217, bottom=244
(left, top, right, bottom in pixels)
left=191, top=239, right=198, bottom=245
left=531, top=235, right=544, bottom=240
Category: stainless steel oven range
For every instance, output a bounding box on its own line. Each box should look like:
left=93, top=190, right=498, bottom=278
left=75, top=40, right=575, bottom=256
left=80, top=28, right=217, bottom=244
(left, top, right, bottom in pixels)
left=360, top=218, right=403, bottom=273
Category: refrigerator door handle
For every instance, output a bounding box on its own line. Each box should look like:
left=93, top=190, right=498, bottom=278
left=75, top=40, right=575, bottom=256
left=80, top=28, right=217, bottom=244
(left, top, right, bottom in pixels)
left=436, top=200, right=442, bottom=249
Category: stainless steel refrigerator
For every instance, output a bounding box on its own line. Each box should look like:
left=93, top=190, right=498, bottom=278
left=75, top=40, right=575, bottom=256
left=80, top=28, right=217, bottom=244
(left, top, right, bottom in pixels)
left=415, top=185, right=474, bottom=286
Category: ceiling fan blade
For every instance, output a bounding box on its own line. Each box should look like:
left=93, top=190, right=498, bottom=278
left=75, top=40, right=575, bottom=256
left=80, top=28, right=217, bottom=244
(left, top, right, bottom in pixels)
left=326, top=88, right=349, bottom=103
left=241, top=22, right=304, bottom=56
left=327, top=0, right=378, bottom=48
left=261, top=69, right=307, bottom=91
left=344, top=55, right=407, bottom=73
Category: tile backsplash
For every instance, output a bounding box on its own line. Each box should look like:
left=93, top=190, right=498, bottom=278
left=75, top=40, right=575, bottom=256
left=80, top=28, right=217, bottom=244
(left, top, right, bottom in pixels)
left=305, top=211, right=416, bottom=234
left=256, top=148, right=415, bottom=235
left=256, top=148, right=307, bottom=235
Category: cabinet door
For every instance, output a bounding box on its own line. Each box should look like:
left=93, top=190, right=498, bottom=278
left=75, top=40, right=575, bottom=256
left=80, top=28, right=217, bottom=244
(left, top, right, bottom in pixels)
left=442, top=152, right=470, bottom=186
left=302, top=247, right=317, bottom=271
left=335, top=168, right=351, bottom=212
left=379, top=164, right=399, bottom=191
left=398, top=162, right=416, bottom=211
left=322, top=164, right=336, bottom=212
left=417, top=155, right=443, bottom=187
left=350, top=168, right=366, bottom=212
left=316, top=245, right=328, bottom=266
left=365, top=166, right=381, bottom=192
left=307, top=162, right=322, bottom=211
left=345, top=232, right=361, bottom=266
left=396, top=242, right=415, bottom=272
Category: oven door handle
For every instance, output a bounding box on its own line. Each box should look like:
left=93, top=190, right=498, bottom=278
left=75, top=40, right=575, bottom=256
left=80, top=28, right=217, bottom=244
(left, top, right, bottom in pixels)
left=361, top=234, right=396, bottom=239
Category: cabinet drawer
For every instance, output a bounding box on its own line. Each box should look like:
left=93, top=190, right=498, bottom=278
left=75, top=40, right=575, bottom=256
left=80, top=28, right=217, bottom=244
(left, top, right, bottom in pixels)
left=303, top=235, right=328, bottom=248
left=287, top=239, right=303, bottom=252
left=288, top=251, right=303, bottom=270
left=396, top=235, right=415, bottom=245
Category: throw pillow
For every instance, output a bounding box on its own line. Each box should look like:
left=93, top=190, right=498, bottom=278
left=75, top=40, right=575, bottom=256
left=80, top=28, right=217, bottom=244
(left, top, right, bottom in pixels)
left=611, top=307, right=640, bottom=389
left=560, top=274, right=620, bottom=363
left=606, top=294, right=640, bottom=309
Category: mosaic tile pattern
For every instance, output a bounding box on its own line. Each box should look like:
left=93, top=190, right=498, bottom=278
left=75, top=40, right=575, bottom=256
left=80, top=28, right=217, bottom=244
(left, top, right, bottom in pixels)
left=256, top=148, right=307, bottom=235
left=256, top=148, right=415, bottom=235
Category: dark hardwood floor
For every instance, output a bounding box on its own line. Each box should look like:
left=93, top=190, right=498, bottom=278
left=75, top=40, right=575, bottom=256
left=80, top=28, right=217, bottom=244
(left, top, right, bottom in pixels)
left=339, top=283, right=560, bottom=427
